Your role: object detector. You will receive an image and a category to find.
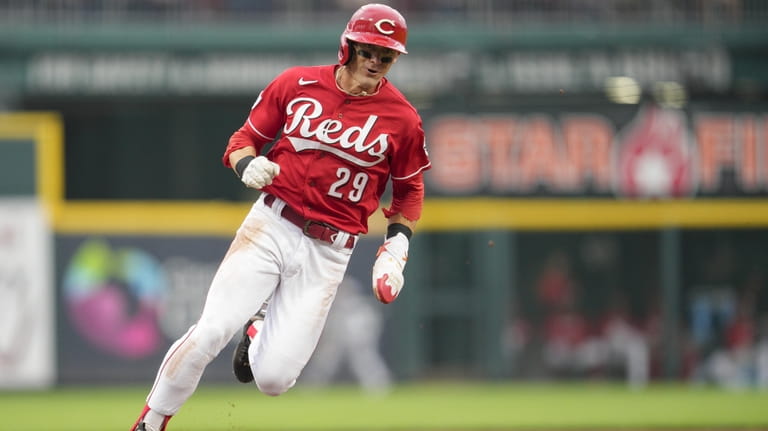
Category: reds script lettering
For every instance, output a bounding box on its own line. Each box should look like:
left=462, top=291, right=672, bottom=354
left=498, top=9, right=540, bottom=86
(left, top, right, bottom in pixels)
left=284, top=97, right=388, bottom=167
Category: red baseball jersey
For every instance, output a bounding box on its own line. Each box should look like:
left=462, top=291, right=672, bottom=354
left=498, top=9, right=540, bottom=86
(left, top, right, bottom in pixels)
left=224, top=64, right=431, bottom=234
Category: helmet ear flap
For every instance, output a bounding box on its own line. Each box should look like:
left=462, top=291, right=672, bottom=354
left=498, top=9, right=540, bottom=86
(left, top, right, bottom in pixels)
left=338, top=37, right=351, bottom=64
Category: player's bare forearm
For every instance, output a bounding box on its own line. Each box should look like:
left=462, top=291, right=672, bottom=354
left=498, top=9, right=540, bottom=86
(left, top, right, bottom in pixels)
left=387, top=212, right=417, bottom=233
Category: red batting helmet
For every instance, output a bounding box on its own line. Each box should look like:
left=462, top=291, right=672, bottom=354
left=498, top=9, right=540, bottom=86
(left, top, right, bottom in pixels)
left=338, top=3, right=408, bottom=64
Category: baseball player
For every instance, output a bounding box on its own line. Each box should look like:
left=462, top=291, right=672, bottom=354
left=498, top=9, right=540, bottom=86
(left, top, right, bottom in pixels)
left=130, top=3, right=430, bottom=430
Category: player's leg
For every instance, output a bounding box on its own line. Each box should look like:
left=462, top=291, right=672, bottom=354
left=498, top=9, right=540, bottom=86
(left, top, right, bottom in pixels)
left=298, top=305, right=346, bottom=387
left=249, top=237, right=353, bottom=396
left=131, top=204, right=285, bottom=429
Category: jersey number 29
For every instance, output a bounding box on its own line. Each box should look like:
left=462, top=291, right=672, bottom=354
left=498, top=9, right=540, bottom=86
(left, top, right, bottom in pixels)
left=328, top=167, right=369, bottom=203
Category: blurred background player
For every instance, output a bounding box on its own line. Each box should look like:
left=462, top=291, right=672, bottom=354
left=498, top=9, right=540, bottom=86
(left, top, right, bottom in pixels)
left=130, top=3, right=430, bottom=430
left=301, top=275, right=393, bottom=395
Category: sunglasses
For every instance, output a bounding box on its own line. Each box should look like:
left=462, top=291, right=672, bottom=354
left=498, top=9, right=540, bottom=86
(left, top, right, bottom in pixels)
left=354, top=45, right=396, bottom=64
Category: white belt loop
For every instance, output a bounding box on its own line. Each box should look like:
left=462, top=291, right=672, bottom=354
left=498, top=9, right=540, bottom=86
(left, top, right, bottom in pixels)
left=331, top=230, right=357, bottom=250
left=271, top=196, right=286, bottom=216
left=261, top=193, right=286, bottom=216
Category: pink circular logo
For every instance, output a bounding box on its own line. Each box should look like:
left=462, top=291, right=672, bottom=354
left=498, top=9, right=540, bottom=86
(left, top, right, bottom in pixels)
left=63, top=240, right=167, bottom=358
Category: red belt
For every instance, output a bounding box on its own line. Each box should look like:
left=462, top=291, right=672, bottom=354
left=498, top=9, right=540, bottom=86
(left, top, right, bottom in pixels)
left=264, top=194, right=355, bottom=249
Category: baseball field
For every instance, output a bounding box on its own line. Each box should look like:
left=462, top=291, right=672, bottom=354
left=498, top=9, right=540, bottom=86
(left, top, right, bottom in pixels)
left=1, top=382, right=767, bottom=430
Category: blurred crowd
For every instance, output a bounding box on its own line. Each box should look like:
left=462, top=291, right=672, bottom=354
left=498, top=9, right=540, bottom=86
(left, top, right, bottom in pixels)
left=503, top=235, right=768, bottom=390
left=0, top=0, right=756, bottom=26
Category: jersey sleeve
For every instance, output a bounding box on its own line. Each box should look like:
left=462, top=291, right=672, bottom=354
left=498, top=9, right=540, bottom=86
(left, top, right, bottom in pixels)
left=222, top=69, right=295, bottom=166
left=382, top=114, right=430, bottom=221
left=390, top=117, right=431, bottom=181
left=245, top=72, right=292, bottom=141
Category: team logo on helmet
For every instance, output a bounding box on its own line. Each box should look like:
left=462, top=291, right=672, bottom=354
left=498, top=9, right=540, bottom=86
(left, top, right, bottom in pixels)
left=375, top=19, right=396, bottom=35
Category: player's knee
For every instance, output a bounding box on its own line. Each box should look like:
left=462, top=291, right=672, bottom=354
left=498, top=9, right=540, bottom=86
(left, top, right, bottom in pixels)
left=255, top=381, right=287, bottom=397
left=254, top=378, right=293, bottom=397
left=188, top=323, right=232, bottom=358
left=253, top=368, right=297, bottom=396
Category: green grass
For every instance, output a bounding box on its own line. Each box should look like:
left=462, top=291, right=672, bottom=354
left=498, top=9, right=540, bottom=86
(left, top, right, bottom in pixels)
left=1, top=382, right=767, bottom=430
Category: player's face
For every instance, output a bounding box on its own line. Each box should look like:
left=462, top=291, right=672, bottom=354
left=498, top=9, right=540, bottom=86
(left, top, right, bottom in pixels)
left=348, top=43, right=399, bottom=89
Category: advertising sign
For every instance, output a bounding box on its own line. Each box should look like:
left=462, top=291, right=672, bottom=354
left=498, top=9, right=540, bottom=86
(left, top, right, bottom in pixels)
left=426, top=103, right=768, bottom=199
left=55, top=234, right=379, bottom=383
left=0, top=200, right=55, bottom=388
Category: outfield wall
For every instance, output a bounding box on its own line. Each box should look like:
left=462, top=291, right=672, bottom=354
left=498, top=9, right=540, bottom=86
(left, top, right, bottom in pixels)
left=1, top=21, right=767, bottom=388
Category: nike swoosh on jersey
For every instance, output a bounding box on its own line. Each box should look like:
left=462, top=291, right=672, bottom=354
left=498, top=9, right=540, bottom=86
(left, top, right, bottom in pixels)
left=298, top=78, right=319, bottom=86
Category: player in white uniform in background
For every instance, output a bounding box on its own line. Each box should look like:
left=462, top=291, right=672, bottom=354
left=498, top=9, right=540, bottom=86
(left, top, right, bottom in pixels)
left=300, top=275, right=393, bottom=394
left=131, top=3, right=431, bottom=430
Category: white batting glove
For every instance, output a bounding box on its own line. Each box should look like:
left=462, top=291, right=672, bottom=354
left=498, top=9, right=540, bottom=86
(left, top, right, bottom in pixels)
left=241, top=156, right=280, bottom=189
left=372, top=232, right=409, bottom=304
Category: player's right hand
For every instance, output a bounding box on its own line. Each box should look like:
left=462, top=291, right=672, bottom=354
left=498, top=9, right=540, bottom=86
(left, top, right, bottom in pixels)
left=241, top=156, right=280, bottom=189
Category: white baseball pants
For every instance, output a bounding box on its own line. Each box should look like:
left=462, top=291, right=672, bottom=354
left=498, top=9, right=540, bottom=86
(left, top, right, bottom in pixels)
left=144, top=194, right=355, bottom=415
